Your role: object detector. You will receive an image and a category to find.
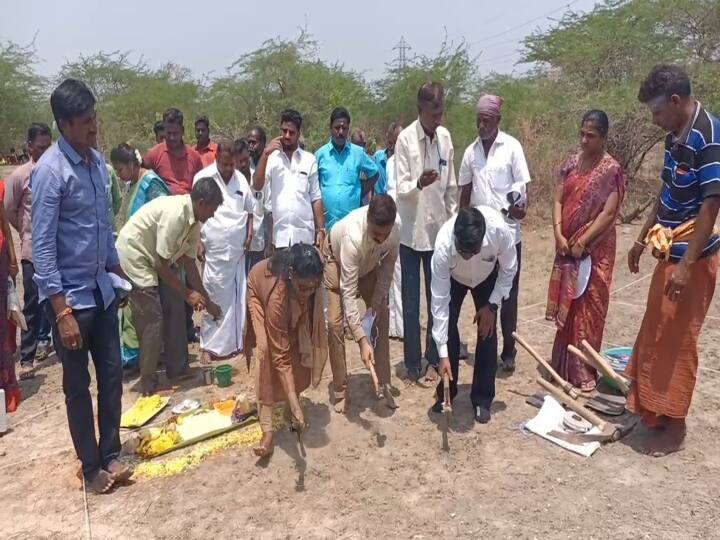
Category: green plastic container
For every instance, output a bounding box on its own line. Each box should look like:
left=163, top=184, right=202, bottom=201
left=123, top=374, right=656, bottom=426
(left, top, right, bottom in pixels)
left=214, top=364, right=233, bottom=387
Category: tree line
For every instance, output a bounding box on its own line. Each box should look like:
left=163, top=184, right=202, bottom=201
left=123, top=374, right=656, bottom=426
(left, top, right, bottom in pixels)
left=2, top=0, right=718, bottom=212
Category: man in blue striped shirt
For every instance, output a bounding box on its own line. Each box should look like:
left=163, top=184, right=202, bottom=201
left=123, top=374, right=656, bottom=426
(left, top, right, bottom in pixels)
left=626, top=65, right=720, bottom=457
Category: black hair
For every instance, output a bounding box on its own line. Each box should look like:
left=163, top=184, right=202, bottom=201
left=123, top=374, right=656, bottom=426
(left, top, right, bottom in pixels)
left=280, top=109, right=303, bottom=131
left=215, top=138, right=235, bottom=156
left=581, top=110, right=610, bottom=138
left=638, top=64, right=692, bottom=103
left=386, top=121, right=403, bottom=138
left=163, top=108, right=184, bottom=126
left=191, top=176, right=224, bottom=207
left=153, top=120, right=165, bottom=135
left=330, top=107, right=351, bottom=126
left=50, top=79, right=96, bottom=130
left=248, top=126, right=267, bottom=145
left=417, top=81, right=445, bottom=105
left=269, top=243, right=323, bottom=281
left=454, top=207, right=486, bottom=253
left=368, top=194, right=397, bottom=227
left=195, top=115, right=210, bottom=129
left=234, top=138, right=249, bottom=154
left=27, top=122, right=51, bottom=143
left=110, top=143, right=140, bottom=166
left=350, top=129, right=366, bottom=147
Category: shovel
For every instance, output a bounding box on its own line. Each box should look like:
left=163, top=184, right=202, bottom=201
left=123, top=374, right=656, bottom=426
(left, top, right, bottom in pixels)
left=514, top=332, right=580, bottom=399
left=441, top=372, right=452, bottom=451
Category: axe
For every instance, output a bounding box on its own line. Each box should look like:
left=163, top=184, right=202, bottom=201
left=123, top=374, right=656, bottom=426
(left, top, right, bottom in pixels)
left=514, top=332, right=579, bottom=399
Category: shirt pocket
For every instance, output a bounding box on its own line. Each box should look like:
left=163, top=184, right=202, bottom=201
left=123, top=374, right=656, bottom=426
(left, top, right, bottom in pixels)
left=296, top=173, right=310, bottom=194
left=485, top=163, right=512, bottom=191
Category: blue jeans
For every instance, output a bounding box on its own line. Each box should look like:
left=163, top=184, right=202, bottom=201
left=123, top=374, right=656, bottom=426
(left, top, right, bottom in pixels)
left=400, top=245, right=438, bottom=377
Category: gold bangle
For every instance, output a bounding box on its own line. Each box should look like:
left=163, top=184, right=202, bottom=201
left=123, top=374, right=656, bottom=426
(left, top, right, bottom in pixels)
left=55, top=307, right=73, bottom=324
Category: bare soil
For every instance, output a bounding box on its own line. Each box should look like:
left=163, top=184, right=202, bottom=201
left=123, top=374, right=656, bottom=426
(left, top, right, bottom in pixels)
left=2, top=220, right=720, bottom=540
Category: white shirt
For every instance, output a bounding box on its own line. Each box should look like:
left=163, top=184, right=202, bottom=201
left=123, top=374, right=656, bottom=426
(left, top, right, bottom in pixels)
left=248, top=164, right=267, bottom=252
left=386, top=154, right=397, bottom=199
left=431, top=206, right=518, bottom=358
left=193, top=163, right=255, bottom=261
left=458, top=131, right=531, bottom=244
left=264, top=147, right=321, bottom=248
left=395, top=119, right=458, bottom=251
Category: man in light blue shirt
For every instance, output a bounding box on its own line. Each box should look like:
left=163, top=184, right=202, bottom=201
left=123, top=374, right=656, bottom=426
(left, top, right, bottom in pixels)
left=373, top=121, right=404, bottom=196
left=315, top=107, right=380, bottom=229
left=31, top=78, right=132, bottom=493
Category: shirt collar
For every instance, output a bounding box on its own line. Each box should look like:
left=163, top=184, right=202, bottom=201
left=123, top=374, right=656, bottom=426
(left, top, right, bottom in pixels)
left=415, top=118, right=438, bottom=144
left=675, top=101, right=701, bottom=144
left=329, top=140, right=350, bottom=156
left=162, top=142, right=187, bottom=157
left=183, top=194, right=197, bottom=226
left=475, top=130, right=506, bottom=149
left=58, top=134, right=97, bottom=166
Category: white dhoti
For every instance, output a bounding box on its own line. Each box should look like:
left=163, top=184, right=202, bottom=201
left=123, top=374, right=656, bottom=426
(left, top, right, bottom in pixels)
left=200, top=254, right=246, bottom=357
left=389, top=256, right=403, bottom=338
left=194, top=164, right=257, bottom=358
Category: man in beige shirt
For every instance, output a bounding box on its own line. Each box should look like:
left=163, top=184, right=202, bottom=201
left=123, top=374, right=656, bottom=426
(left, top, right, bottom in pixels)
left=394, top=81, right=458, bottom=383
left=116, top=178, right=222, bottom=394
left=323, top=194, right=400, bottom=413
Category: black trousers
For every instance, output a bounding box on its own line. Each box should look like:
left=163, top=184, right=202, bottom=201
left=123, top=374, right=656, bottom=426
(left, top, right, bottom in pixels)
left=46, top=290, right=122, bottom=479
left=20, top=260, right=51, bottom=366
left=436, top=269, right=499, bottom=410
left=245, top=250, right=265, bottom=275
left=400, top=245, right=439, bottom=376
left=500, top=242, right=522, bottom=362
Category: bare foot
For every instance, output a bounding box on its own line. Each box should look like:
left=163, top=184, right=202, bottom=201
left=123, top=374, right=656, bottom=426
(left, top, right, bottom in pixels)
left=423, top=365, right=439, bottom=384
left=86, top=469, right=115, bottom=495
left=645, top=420, right=686, bottom=457
left=106, top=459, right=134, bottom=483
left=253, top=432, right=274, bottom=457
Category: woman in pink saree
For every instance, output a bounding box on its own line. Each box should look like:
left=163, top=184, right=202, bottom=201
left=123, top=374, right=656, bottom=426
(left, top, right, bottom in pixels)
left=546, top=110, right=625, bottom=390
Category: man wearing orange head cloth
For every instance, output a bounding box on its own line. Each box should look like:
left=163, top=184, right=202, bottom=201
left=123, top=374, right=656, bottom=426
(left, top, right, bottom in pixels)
left=458, top=94, right=531, bottom=373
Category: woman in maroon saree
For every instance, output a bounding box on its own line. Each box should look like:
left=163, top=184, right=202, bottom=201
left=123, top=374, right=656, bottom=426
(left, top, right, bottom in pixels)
left=546, top=110, right=625, bottom=390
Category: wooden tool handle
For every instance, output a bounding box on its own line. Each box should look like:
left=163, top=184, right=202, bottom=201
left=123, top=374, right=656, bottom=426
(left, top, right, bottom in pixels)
left=536, top=377, right=607, bottom=430
left=567, top=345, right=598, bottom=370
left=580, top=340, right=630, bottom=396
left=443, top=373, right=452, bottom=412
left=514, top=332, right=579, bottom=399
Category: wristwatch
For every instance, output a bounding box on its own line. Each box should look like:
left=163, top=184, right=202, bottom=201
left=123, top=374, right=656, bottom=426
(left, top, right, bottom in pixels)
left=488, top=303, right=499, bottom=313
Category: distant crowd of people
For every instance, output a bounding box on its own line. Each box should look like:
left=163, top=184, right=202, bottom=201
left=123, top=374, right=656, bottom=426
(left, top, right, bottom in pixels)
left=0, top=63, right=717, bottom=494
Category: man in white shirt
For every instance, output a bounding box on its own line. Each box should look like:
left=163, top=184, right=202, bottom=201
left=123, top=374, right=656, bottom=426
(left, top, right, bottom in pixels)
left=323, top=195, right=400, bottom=413
left=432, top=206, right=517, bottom=423
left=252, top=109, right=325, bottom=250
left=394, top=82, right=458, bottom=383
left=194, top=140, right=255, bottom=362
left=237, top=134, right=268, bottom=273
left=458, top=95, right=531, bottom=373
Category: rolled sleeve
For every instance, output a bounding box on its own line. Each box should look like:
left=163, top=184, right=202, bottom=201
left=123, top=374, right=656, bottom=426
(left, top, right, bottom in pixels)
left=458, top=147, right=473, bottom=187
left=430, top=237, right=452, bottom=358
left=510, top=142, right=532, bottom=196
left=489, top=233, right=518, bottom=306
left=395, top=136, right=419, bottom=198
left=308, top=160, right=322, bottom=202
left=30, top=165, right=64, bottom=298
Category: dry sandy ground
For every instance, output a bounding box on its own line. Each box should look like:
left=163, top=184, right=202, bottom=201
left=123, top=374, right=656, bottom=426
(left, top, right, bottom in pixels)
left=2, top=220, right=720, bottom=540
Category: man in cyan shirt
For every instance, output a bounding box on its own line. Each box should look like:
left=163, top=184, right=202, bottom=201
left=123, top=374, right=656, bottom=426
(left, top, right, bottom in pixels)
left=32, top=79, right=133, bottom=493
left=315, top=107, right=379, bottom=230
left=143, top=108, right=203, bottom=195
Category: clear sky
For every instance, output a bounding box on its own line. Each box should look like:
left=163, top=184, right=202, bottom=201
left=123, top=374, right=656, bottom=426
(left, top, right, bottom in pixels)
left=1, top=0, right=599, bottom=81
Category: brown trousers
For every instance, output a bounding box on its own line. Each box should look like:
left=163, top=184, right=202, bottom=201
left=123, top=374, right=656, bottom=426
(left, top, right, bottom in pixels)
left=130, top=279, right=188, bottom=394
left=323, top=245, right=391, bottom=396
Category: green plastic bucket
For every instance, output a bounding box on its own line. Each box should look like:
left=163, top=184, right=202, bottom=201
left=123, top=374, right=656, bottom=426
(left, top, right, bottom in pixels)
left=214, top=364, right=233, bottom=388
